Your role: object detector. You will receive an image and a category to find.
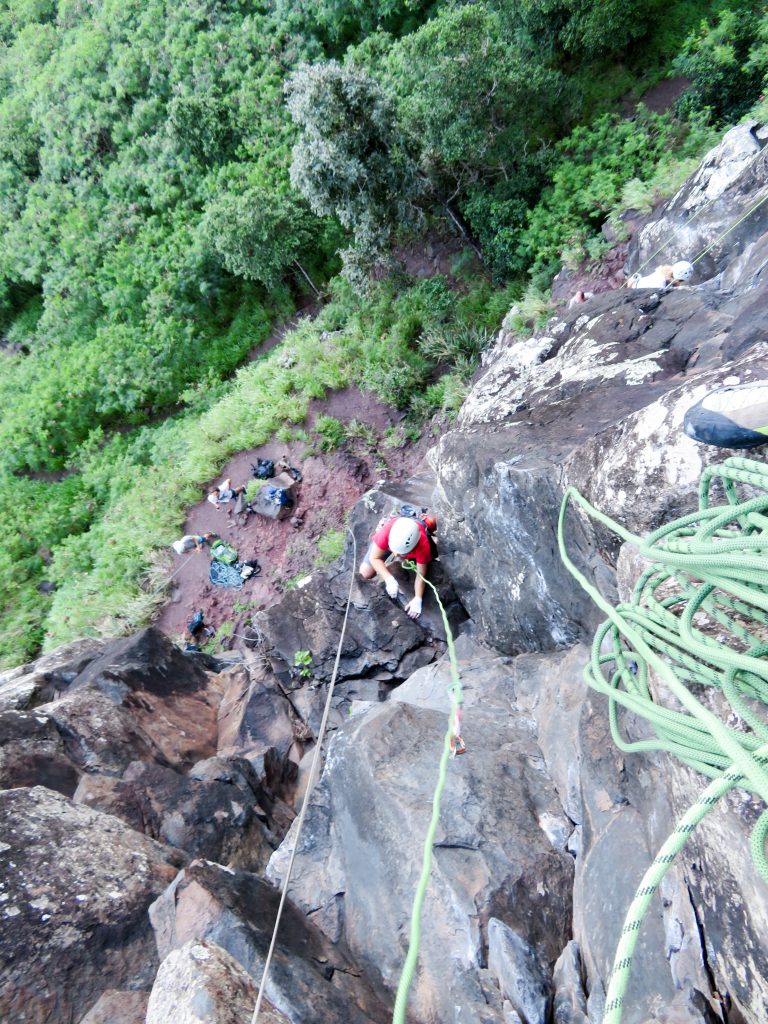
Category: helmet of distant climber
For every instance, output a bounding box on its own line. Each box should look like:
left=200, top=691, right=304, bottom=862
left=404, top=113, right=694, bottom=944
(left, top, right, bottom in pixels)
left=358, top=515, right=435, bottom=620
left=671, top=260, right=694, bottom=283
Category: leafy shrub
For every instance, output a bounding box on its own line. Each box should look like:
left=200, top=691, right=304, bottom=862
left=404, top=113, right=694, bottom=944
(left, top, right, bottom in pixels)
left=315, top=529, right=345, bottom=565
left=520, top=107, right=715, bottom=284
left=315, top=415, right=346, bottom=451
left=674, top=7, right=768, bottom=124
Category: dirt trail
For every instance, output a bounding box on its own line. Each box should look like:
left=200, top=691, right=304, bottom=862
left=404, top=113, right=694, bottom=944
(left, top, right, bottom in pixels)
left=154, top=386, right=433, bottom=651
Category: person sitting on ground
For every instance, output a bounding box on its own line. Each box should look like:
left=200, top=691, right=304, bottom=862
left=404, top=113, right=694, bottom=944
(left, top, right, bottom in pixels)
left=627, top=260, right=694, bottom=290
left=207, top=478, right=245, bottom=510
left=359, top=515, right=433, bottom=620
left=171, top=532, right=213, bottom=555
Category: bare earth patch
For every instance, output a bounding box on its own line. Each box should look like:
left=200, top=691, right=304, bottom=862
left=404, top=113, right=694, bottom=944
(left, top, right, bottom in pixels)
left=153, top=386, right=434, bottom=652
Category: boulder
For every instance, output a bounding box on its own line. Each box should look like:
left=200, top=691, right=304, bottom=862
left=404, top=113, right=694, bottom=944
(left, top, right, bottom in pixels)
left=248, top=472, right=297, bottom=521
left=47, top=688, right=165, bottom=776
left=0, top=638, right=105, bottom=713
left=77, top=989, right=149, bottom=1024
left=0, top=708, right=80, bottom=796
left=74, top=756, right=277, bottom=870
left=217, top=662, right=297, bottom=763
left=149, top=859, right=390, bottom=1024
left=551, top=941, right=588, bottom=1024
left=267, top=645, right=574, bottom=1024
left=39, top=628, right=224, bottom=776
left=0, top=786, right=178, bottom=1024
left=487, top=918, right=550, bottom=1024
left=145, top=939, right=289, bottom=1024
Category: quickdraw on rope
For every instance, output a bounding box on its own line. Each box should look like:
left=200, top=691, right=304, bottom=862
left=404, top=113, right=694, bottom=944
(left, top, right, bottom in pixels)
left=392, top=565, right=465, bottom=1024
left=558, top=456, right=768, bottom=1023
left=250, top=528, right=358, bottom=1024
left=450, top=706, right=466, bottom=756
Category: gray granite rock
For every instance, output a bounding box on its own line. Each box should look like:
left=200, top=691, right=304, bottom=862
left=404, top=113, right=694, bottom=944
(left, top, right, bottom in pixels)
left=0, top=787, right=178, bottom=1024
left=488, top=918, right=550, bottom=1024
left=149, top=859, right=390, bottom=1024
left=267, top=654, right=573, bottom=1024
left=145, top=939, right=289, bottom=1024
left=552, top=941, right=588, bottom=1024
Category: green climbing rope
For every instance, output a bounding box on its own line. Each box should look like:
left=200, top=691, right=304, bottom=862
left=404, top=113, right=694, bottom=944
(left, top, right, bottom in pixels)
left=558, top=455, right=768, bottom=1023
left=392, top=568, right=464, bottom=1024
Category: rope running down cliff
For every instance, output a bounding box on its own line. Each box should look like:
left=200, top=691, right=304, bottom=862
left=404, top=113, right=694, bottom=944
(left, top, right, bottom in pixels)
left=391, top=567, right=465, bottom=1024
left=558, top=456, right=768, bottom=1023
left=249, top=528, right=357, bottom=1024
left=628, top=138, right=767, bottom=280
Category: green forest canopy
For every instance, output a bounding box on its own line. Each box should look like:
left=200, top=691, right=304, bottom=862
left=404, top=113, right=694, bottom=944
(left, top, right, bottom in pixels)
left=1, top=0, right=767, bottom=666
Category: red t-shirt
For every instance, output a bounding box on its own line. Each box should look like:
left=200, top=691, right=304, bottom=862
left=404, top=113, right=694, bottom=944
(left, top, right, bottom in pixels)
left=372, top=518, right=432, bottom=565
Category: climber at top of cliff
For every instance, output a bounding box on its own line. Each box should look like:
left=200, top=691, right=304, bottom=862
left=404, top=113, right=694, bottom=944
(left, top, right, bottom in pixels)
left=359, top=514, right=436, bottom=620
left=627, top=260, right=694, bottom=290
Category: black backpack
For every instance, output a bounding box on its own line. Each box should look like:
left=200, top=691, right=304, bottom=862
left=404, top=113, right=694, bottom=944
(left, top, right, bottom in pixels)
left=187, top=610, right=205, bottom=635
left=252, top=458, right=275, bottom=480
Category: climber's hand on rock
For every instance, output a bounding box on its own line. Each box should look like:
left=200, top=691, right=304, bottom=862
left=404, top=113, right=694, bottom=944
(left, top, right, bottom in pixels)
left=405, top=596, right=422, bottom=619
left=385, top=577, right=400, bottom=600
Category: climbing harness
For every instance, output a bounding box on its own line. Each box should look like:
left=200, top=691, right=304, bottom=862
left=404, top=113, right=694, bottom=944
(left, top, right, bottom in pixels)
left=392, top=566, right=465, bottom=1024
left=558, top=456, right=768, bottom=1023
left=250, top=528, right=358, bottom=1024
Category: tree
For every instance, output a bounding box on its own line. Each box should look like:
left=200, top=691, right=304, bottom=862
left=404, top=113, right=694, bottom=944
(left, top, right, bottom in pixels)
left=200, top=186, right=318, bottom=292
left=285, top=60, right=420, bottom=281
left=383, top=3, right=564, bottom=180
left=495, top=0, right=656, bottom=60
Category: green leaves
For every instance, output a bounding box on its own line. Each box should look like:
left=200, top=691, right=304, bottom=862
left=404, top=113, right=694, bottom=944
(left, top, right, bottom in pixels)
left=200, top=185, right=314, bottom=289
left=286, top=60, right=421, bottom=281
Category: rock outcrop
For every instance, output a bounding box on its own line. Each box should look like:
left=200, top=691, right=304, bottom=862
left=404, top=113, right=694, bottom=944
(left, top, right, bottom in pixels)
left=149, top=859, right=391, bottom=1024
left=145, top=939, right=289, bottom=1024
left=0, top=787, right=178, bottom=1024
left=268, top=635, right=575, bottom=1023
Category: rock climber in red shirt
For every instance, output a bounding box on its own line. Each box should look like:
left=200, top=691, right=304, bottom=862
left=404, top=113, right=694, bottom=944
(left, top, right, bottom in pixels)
left=359, top=515, right=433, bottom=619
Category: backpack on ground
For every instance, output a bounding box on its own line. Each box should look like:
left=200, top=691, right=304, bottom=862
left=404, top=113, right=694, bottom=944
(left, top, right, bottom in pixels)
left=252, top=458, right=275, bottom=480
left=211, top=540, right=239, bottom=565
left=187, top=610, right=205, bottom=635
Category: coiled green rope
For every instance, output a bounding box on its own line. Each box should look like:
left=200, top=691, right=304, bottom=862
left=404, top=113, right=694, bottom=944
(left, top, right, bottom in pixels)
left=558, top=455, right=768, bottom=1023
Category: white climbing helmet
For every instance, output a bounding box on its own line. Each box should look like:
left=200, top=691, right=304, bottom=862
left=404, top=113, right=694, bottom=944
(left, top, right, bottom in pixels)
left=389, top=517, right=421, bottom=556
left=672, top=260, right=694, bottom=282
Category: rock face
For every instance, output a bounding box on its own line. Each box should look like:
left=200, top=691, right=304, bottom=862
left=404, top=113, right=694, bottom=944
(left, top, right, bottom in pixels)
left=0, top=787, right=178, bottom=1024
left=268, top=635, right=574, bottom=1024
left=74, top=756, right=278, bottom=870
left=149, top=859, right=392, bottom=1024
left=629, top=122, right=768, bottom=287
left=0, top=637, right=105, bottom=714
left=146, top=939, right=290, bottom=1024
